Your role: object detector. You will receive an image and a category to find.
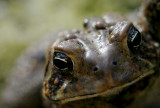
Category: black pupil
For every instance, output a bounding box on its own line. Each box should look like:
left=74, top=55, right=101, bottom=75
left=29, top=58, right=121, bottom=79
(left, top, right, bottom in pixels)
left=127, top=26, right=141, bottom=54
left=53, top=52, right=73, bottom=71
left=53, top=59, right=68, bottom=69
left=128, top=27, right=141, bottom=46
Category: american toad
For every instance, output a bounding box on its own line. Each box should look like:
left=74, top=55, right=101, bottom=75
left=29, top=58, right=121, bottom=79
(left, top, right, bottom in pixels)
left=1, top=0, right=160, bottom=108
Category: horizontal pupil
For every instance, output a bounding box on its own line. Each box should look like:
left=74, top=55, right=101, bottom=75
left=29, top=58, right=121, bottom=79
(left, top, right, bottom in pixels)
left=131, top=33, right=141, bottom=46
left=53, top=59, right=68, bottom=69
left=127, top=26, right=142, bottom=54
left=129, top=27, right=141, bottom=46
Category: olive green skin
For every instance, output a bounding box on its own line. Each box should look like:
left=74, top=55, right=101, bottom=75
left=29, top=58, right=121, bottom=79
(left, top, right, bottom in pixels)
left=1, top=0, right=160, bottom=108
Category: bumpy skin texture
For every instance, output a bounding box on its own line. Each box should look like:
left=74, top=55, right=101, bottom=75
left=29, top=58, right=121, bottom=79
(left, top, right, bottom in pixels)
left=144, top=0, right=160, bottom=41
left=1, top=0, right=160, bottom=108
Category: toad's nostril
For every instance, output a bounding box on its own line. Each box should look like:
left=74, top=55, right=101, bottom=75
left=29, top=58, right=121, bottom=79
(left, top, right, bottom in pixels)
left=93, top=66, right=98, bottom=72
left=112, top=60, right=118, bottom=66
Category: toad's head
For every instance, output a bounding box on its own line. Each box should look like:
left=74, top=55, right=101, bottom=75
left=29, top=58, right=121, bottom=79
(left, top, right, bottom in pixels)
left=43, top=15, right=155, bottom=104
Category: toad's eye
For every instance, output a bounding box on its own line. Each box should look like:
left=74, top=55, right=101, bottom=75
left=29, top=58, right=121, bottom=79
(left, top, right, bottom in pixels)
left=53, top=52, right=73, bottom=71
left=127, top=26, right=141, bottom=54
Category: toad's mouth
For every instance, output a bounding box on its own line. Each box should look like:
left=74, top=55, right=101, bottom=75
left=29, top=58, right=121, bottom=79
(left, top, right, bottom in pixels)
left=43, top=68, right=154, bottom=105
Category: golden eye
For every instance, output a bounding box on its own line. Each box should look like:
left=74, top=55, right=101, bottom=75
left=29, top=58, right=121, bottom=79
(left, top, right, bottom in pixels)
left=53, top=52, right=73, bottom=71
left=127, top=26, right=141, bottom=54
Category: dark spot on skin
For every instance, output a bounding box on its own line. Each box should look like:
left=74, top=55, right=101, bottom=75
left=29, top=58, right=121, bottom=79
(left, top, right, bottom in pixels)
left=93, top=66, right=98, bottom=72
left=93, top=66, right=105, bottom=79
left=112, top=60, right=118, bottom=66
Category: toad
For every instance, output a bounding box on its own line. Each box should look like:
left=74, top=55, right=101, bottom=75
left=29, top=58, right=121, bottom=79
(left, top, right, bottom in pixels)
left=1, top=0, right=160, bottom=108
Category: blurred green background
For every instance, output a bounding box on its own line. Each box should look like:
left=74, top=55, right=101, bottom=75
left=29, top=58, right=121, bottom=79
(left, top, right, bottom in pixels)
left=0, top=0, right=142, bottom=94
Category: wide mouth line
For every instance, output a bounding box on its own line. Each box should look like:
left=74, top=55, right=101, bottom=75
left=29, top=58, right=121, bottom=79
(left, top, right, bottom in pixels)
left=50, top=69, right=154, bottom=105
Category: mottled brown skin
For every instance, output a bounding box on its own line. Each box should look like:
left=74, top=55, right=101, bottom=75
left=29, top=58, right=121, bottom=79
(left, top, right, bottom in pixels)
left=1, top=0, right=160, bottom=108
left=144, top=0, right=160, bottom=41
